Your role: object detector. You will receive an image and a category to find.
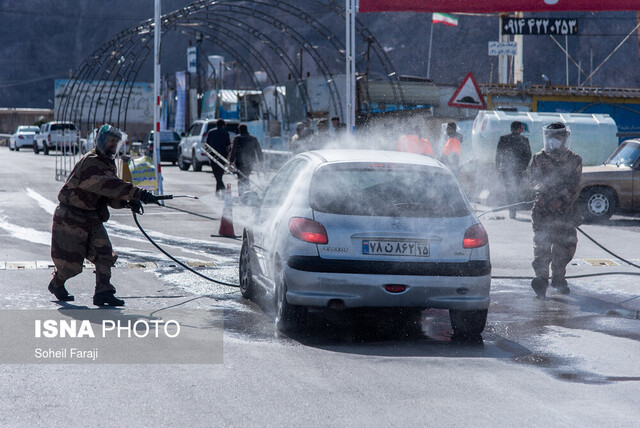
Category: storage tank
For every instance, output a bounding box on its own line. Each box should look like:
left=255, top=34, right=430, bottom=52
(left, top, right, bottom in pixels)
left=207, top=55, right=225, bottom=82
left=471, top=110, right=618, bottom=166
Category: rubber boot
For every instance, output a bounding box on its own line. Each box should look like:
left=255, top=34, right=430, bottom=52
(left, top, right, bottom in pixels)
left=48, top=279, right=75, bottom=302
left=48, top=272, right=74, bottom=302
left=93, top=291, right=125, bottom=307
left=93, top=271, right=123, bottom=306
left=531, top=276, right=548, bottom=299
left=551, top=277, right=570, bottom=295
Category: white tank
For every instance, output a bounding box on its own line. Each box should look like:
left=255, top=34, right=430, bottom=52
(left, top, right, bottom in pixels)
left=471, top=110, right=618, bottom=166
left=207, top=55, right=225, bottom=81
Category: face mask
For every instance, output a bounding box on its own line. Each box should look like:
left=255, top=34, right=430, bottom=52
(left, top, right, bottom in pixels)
left=546, top=137, right=564, bottom=151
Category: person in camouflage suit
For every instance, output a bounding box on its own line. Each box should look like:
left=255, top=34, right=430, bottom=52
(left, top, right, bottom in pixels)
left=48, top=124, right=158, bottom=306
left=530, top=122, right=582, bottom=298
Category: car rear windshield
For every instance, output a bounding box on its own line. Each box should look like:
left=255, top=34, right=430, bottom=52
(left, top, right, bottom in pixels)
left=605, top=142, right=640, bottom=167
left=310, top=163, right=470, bottom=217
left=155, top=131, right=180, bottom=140
left=51, top=123, right=76, bottom=131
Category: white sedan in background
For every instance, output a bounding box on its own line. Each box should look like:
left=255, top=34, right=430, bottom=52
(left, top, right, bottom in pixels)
left=9, top=126, right=40, bottom=151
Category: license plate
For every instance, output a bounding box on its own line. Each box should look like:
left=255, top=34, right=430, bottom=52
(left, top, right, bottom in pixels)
left=362, top=240, right=430, bottom=257
left=161, top=146, right=173, bottom=150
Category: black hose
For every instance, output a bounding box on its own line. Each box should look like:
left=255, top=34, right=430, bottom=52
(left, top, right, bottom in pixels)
left=577, top=226, right=640, bottom=270
left=493, top=272, right=640, bottom=280
left=133, top=212, right=239, bottom=288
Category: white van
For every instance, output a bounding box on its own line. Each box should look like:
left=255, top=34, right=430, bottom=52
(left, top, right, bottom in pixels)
left=456, top=111, right=618, bottom=204
left=470, top=110, right=618, bottom=166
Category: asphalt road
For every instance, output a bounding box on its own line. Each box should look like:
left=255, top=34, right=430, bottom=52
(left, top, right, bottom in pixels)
left=1, top=147, right=639, bottom=427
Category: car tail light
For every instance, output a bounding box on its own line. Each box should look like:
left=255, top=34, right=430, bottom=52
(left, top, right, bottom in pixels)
left=463, top=223, right=488, bottom=249
left=289, top=217, right=328, bottom=244
left=47, top=135, right=51, bottom=142
left=18, top=135, right=24, bottom=139
left=384, top=284, right=406, bottom=293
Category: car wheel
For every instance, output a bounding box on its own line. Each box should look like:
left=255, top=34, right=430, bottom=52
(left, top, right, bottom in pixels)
left=43, top=142, right=49, bottom=155
left=238, top=237, right=255, bottom=300
left=579, top=186, right=616, bottom=223
left=274, top=262, right=306, bottom=333
left=449, top=309, right=487, bottom=338
left=192, top=150, right=202, bottom=171
left=15, top=146, right=19, bottom=152
left=33, top=143, right=40, bottom=154
left=177, top=153, right=190, bottom=171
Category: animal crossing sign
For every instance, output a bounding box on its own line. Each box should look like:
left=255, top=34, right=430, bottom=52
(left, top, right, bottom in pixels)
left=448, top=72, right=487, bottom=109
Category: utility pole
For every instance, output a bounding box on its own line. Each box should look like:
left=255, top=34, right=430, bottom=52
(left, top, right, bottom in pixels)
left=498, top=13, right=508, bottom=84
left=513, top=12, right=524, bottom=84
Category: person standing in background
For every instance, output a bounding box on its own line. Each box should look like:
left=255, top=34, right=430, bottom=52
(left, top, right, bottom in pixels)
left=495, top=121, right=532, bottom=219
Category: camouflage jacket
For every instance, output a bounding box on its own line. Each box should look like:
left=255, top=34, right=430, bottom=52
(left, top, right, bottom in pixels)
left=530, top=149, right=582, bottom=221
left=56, top=149, right=143, bottom=223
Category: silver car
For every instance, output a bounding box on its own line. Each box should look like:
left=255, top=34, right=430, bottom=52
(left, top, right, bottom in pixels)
left=239, top=149, right=491, bottom=336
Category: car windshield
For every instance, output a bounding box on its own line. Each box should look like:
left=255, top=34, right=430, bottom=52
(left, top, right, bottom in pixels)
left=19, top=126, right=39, bottom=133
left=51, top=123, right=76, bottom=131
left=605, top=142, right=640, bottom=167
left=310, top=163, right=470, bottom=218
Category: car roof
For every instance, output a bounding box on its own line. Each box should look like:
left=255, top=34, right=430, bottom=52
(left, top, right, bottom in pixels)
left=307, top=149, right=446, bottom=168
left=622, top=139, right=640, bottom=146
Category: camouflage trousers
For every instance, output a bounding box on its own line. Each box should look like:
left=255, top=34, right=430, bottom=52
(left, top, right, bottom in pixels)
left=531, top=218, right=578, bottom=281
left=50, top=205, right=117, bottom=294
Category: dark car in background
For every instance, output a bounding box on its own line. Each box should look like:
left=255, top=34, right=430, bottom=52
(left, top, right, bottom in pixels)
left=142, top=130, right=181, bottom=164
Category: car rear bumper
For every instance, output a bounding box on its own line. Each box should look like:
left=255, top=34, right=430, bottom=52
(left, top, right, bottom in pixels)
left=284, top=257, right=491, bottom=310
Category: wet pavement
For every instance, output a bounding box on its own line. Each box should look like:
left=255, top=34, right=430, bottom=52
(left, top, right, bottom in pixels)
left=1, top=148, right=639, bottom=425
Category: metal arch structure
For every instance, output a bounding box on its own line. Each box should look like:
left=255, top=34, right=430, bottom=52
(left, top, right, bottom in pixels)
left=322, top=0, right=405, bottom=106
left=58, top=0, right=404, bottom=134
left=194, top=1, right=344, bottom=121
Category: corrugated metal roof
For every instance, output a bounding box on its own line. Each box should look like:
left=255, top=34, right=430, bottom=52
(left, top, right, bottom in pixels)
left=480, top=83, right=640, bottom=99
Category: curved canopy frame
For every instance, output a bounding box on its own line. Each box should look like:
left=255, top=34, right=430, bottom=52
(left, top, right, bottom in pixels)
left=58, top=0, right=404, bottom=133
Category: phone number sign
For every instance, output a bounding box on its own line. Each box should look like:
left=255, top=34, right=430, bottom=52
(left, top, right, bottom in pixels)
left=502, top=17, right=578, bottom=35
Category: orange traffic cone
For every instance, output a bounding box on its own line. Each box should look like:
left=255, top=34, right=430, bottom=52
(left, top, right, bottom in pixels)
left=218, top=183, right=236, bottom=237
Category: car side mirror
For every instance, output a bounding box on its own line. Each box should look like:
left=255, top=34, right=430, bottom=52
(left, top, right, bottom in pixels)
left=181, top=132, right=186, bottom=137
left=240, top=191, right=261, bottom=207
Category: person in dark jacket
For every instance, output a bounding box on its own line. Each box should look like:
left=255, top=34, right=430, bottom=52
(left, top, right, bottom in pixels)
left=529, top=122, right=582, bottom=298
left=495, top=121, right=532, bottom=219
left=228, top=123, right=263, bottom=196
left=206, top=119, right=231, bottom=195
left=49, top=124, right=158, bottom=306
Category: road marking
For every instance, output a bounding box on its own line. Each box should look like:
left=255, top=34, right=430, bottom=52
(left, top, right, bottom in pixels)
left=0, top=260, right=217, bottom=270
left=583, top=258, right=620, bottom=267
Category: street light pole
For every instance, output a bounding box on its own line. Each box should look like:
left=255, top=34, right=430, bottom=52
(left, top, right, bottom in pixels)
left=154, top=0, right=164, bottom=197
left=345, top=0, right=356, bottom=134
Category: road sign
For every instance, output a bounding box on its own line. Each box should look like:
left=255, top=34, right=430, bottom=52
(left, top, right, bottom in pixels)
left=489, top=41, right=517, bottom=56
left=448, top=72, right=487, bottom=109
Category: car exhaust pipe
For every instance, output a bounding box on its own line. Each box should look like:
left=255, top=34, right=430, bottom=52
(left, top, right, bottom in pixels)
left=328, top=299, right=345, bottom=311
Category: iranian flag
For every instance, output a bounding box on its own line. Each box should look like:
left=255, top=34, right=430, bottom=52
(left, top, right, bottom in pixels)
left=432, top=12, right=458, bottom=26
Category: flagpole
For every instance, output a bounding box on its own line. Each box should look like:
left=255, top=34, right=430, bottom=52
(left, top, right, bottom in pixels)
left=427, top=21, right=434, bottom=79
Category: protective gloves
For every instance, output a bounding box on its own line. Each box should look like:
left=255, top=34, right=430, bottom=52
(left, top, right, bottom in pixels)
left=124, top=200, right=144, bottom=215
left=140, top=190, right=160, bottom=205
